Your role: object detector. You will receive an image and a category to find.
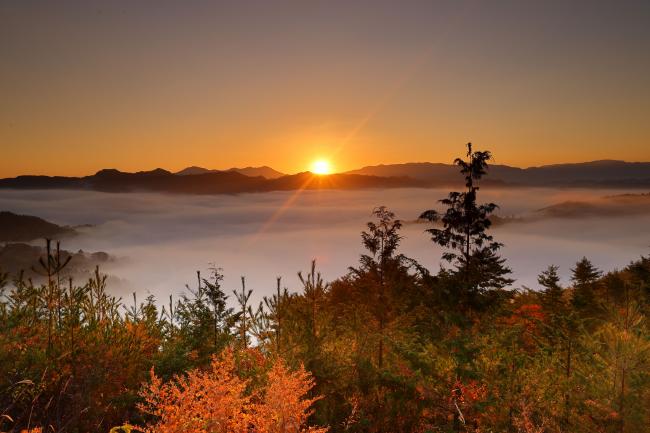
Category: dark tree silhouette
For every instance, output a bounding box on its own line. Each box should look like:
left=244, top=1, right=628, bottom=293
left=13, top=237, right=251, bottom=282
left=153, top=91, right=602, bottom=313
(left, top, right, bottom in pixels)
left=171, top=268, right=235, bottom=369
left=570, top=257, right=602, bottom=312
left=538, top=265, right=564, bottom=311
left=538, top=264, right=561, bottom=290
left=420, top=143, right=512, bottom=306
left=201, top=267, right=233, bottom=350
left=234, top=276, right=253, bottom=348
left=359, top=206, right=403, bottom=270
left=261, top=276, right=290, bottom=353
left=354, top=206, right=404, bottom=368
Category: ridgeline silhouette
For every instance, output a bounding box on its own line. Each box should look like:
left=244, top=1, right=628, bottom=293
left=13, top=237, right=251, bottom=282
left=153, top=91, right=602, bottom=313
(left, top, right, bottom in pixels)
left=1, top=160, right=650, bottom=195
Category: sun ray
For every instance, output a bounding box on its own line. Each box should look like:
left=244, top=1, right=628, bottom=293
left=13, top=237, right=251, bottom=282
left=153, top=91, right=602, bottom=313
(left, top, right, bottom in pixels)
left=246, top=173, right=317, bottom=245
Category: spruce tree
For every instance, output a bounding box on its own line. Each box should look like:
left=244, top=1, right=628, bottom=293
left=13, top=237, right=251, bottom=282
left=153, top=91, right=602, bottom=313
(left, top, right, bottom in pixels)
left=570, top=257, right=602, bottom=312
left=353, top=206, right=405, bottom=368
left=420, top=143, right=512, bottom=309
left=538, top=265, right=564, bottom=312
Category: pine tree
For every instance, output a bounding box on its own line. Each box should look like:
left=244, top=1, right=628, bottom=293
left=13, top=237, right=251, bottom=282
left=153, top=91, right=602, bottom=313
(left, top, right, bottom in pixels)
left=357, top=206, right=402, bottom=368
left=233, top=276, right=253, bottom=349
left=201, top=267, right=234, bottom=351
left=262, top=276, right=290, bottom=354
left=570, top=257, right=602, bottom=312
left=347, top=206, right=419, bottom=369
left=535, top=264, right=578, bottom=431
left=420, top=143, right=513, bottom=309
left=298, top=260, right=328, bottom=354
left=538, top=265, right=564, bottom=312
left=173, top=269, right=234, bottom=368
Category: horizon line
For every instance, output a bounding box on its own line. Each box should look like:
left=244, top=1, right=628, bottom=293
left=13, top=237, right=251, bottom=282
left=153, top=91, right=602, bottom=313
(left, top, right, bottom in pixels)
left=3, top=158, right=650, bottom=179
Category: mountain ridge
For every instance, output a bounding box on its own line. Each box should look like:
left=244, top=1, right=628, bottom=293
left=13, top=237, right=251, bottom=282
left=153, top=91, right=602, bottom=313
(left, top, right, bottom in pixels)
left=0, top=169, right=423, bottom=194
left=175, top=166, right=285, bottom=179
left=1, top=160, right=649, bottom=194
left=346, top=160, right=650, bottom=187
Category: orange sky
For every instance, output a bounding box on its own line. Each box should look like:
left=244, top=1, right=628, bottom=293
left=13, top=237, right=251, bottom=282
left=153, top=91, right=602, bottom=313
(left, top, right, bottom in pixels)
left=1, top=1, right=649, bottom=177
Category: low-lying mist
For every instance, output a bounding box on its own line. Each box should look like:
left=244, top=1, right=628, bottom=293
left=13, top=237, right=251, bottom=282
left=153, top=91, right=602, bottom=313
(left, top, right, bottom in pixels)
left=1, top=187, right=649, bottom=304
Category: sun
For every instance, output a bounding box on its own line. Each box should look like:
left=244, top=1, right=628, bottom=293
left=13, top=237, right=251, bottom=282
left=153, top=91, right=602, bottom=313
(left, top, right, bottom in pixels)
left=311, top=159, right=331, bottom=175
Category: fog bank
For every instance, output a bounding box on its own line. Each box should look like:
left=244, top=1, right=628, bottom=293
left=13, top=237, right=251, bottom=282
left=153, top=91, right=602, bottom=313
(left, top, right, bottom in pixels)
left=1, top=187, right=648, bottom=304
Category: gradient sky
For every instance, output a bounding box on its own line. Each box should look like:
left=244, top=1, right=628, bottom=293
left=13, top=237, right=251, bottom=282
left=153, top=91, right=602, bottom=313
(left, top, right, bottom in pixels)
left=1, top=0, right=649, bottom=177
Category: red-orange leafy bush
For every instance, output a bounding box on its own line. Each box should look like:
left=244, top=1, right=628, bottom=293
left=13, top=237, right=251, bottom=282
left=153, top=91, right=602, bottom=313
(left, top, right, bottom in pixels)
left=138, top=349, right=327, bottom=433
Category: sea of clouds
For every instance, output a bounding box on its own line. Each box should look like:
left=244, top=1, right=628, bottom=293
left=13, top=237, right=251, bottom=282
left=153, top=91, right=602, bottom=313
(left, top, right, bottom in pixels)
left=1, top=187, right=649, bottom=305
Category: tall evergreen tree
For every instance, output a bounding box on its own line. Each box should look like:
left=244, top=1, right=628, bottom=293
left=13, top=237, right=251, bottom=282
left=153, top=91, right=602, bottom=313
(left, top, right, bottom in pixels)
left=538, top=265, right=564, bottom=312
left=233, top=276, right=253, bottom=349
left=262, top=276, right=290, bottom=354
left=350, top=206, right=410, bottom=368
left=201, top=267, right=234, bottom=351
left=570, top=257, right=602, bottom=312
left=298, top=260, right=329, bottom=356
left=420, top=143, right=512, bottom=308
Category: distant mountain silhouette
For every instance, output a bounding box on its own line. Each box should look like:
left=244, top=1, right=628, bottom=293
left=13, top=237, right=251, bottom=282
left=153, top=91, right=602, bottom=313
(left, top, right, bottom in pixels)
left=175, top=166, right=214, bottom=176
left=347, top=160, right=650, bottom=187
left=1, top=160, right=649, bottom=195
left=176, top=166, right=285, bottom=179
left=0, top=169, right=421, bottom=194
left=229, top=166, right=285, bottom=179
left=0, top=211, right=75, bottom=242
left=89, top=169, right=269, bottom=193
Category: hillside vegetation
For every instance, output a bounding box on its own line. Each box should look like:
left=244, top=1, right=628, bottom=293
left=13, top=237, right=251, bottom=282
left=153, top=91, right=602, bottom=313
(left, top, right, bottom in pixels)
left=1, top=145, right=649, bottom=433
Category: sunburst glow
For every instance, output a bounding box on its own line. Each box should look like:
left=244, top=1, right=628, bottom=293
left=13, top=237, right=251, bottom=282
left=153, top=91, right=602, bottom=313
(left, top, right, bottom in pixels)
left=311, top=159, right=331, bottom=175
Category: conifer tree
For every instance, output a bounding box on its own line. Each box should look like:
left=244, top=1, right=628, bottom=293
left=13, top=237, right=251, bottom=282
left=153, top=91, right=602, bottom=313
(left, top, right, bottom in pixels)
left=298, top=261, right=328, bottom=353
left=538, top=265, right=564, bottom=313
left=570, top=257, right=602, bottom=312
left=234, top=276, right=253, bottom=348
left=350, top=206, right=413, bottom=368
left=262, top=276, right=290, bottom=353
left=535, top=264, right=580, bottom=431
left=173, top=269, right=234, bottom=369
left=420, top=143, right=512, bottom=308
left=201, top=267, right=233, bottom=351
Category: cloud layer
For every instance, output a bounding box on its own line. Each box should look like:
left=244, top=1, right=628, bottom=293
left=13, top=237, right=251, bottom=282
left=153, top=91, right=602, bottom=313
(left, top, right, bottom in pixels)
left=1, top=187, right=648, bottom=304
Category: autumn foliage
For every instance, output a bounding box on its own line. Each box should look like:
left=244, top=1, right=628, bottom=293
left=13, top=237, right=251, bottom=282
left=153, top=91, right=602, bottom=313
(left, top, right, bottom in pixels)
left=138, top=348, right=326, bottom=433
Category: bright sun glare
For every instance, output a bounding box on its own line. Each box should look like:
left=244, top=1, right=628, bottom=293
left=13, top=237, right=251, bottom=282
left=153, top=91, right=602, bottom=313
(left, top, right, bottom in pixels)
left=311, top=159, right=331, bottom=175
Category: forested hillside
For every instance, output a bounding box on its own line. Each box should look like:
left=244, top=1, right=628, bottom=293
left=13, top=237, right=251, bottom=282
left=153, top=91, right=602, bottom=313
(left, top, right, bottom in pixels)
left=1, top=145, right=648, bottom=433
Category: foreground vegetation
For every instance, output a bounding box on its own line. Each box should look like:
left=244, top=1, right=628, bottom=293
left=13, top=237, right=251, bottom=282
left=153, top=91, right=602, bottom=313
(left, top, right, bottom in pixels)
left=1, top=145, right=649, bottom=432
